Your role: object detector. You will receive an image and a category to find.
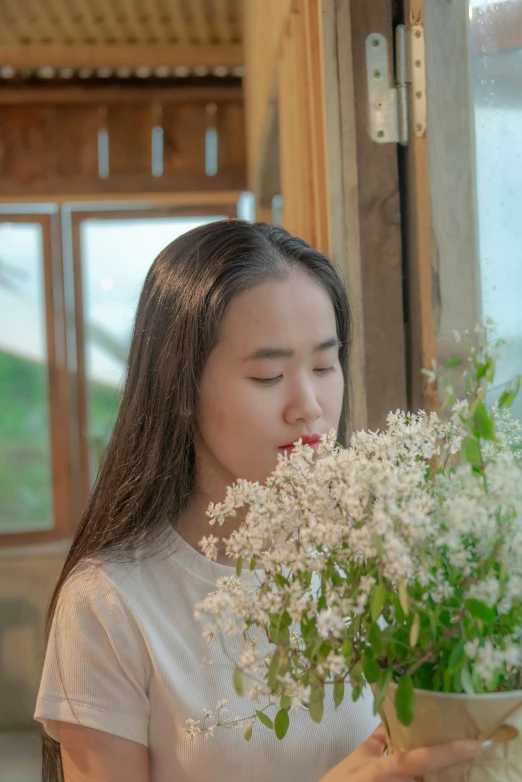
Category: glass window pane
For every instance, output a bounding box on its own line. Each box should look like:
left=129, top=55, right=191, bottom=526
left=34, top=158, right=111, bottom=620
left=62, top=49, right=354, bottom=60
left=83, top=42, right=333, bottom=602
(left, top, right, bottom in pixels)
left=81, top=215, right=226, bottom=482
left=0, top=222, right=53, bottom=533
left=469, top=0, right=522, bottom=421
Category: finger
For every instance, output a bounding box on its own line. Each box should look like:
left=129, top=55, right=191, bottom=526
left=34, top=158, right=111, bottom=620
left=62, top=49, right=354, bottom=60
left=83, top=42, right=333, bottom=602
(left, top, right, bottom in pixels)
left=382, top=739, right=481, bottom=778
left=354, top=726, right=388, bottom=758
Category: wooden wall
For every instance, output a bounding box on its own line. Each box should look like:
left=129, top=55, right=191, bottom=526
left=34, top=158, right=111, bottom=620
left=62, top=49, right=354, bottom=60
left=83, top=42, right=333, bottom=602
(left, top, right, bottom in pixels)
left=243, top=0, right=330, bottom=253
left=0, top=86, right=246, bottom=196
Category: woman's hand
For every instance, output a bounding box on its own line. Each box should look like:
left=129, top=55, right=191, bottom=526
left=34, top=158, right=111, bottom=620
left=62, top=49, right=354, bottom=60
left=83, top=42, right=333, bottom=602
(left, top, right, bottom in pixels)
left=321, top=726, right=482, bottom=782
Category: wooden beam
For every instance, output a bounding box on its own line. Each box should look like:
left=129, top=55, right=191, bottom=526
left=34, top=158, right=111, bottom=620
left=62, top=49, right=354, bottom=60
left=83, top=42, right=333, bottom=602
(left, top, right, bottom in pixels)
left=402, top=2, right=438, bottom=414
left=0, top=43, right=243, bottom=68
left=0, top=190, right=243, bottom=205
left=322, top=0, right=367, bottom=432
left=0, top=86, right=243, bottom=105
left=0, top=171, right=246, bottom=196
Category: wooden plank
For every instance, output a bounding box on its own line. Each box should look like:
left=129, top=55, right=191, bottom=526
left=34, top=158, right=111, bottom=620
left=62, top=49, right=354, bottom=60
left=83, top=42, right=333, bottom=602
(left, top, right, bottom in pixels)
left=0, top=105, right=53, bottom=182
left=402, top=1, right=438, bottom=413
left=55, top=105, right=99, bottom=177
left=107, top=102, right=154, bottom=175
left=162, top=102, right=208, bottom=174
left=303, top=0, right=330, bottom=253
left=348, top=0, right=407, bottom=429
left=0, top=86, right=243, bottom=105
left=70, top=214, right=90, bottom=509
left=321, top=0, right=367, bottom=432
left=423, top=0, right=481, bottom=368
left=0, top=189, right=244, bottom=205
left=190, top=0, right=211, bottom=43
left=216, top=101, right=246, bottom=174
left=0, top=43, right=244, bottom=67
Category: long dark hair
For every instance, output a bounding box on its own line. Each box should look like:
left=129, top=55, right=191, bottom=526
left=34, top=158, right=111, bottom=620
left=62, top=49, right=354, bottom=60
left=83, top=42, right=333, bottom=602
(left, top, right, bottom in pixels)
left=41, top=219, right=351, bottom=780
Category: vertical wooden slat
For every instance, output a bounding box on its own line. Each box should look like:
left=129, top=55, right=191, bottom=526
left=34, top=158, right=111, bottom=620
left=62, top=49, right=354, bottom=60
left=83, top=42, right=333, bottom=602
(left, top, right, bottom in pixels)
left=402, top=0, right=439, bottom=413
left=162, top=102, right=207, bottom=173
left=215, top=101, right=246, bottom=175
left=107, top=103, right=155, bottom=175
left=321, top=0, right=367, bottom=431
left=55, top=105, right=99, bottom=177
left=347, top=0, right=407, bottom=429
left=0, top=106, right=52, bottom=181
left=71, top=214, right=90, bottom=509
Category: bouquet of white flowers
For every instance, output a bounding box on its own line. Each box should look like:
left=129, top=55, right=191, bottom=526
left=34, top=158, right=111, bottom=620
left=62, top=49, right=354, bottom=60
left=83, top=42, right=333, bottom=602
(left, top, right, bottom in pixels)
left=189, top=326, right=522, bottom=780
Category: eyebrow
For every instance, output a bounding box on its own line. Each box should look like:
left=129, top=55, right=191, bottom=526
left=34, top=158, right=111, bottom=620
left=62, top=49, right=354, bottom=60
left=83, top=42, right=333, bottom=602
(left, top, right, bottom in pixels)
left=244, top=337, right=342, bottom=362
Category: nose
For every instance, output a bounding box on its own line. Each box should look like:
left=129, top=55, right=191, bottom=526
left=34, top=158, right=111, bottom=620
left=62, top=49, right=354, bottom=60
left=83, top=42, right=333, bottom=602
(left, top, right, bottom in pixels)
left=283, top=378, right=323, bottom=425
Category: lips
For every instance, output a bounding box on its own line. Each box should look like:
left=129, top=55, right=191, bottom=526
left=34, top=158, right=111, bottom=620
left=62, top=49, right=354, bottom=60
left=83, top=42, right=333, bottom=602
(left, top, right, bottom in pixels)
left=279, top=433, right=322, bottom=451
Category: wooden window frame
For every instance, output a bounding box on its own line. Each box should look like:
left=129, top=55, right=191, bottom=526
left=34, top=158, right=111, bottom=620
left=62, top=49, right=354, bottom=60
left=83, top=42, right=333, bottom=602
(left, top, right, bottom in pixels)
left=0, top=212, right=73, bottom=547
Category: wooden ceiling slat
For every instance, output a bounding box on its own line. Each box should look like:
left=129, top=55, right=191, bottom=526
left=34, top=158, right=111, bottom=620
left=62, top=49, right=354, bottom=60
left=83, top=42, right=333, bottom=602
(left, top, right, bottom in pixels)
left=213, top=0, right=232, bottom=44
left=142, top=0, right=170, bottom=44
left=89, top=0, right=125, bottom=44
left=190, top=0, right=211, bottom=44
left=168, top=0, right=191, bottom=44
left=67, top=0, right=105, bottom=44
left=7, top=0, right=42, bottom=44
left=118, top=0, right=149, bottom=43
left=47, top=0, right=84, bottom=44
left=0, top=0, right=244, bottom=54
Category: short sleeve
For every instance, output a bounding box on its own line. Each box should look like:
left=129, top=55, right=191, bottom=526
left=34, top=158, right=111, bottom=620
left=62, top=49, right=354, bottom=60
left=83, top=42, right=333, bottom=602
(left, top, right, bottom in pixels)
left=34, top=563, right=151, bottom=747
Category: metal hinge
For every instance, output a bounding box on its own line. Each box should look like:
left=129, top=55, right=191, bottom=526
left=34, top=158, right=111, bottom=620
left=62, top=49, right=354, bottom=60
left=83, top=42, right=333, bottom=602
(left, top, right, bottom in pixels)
left=365, top=24, right=427, bottom=146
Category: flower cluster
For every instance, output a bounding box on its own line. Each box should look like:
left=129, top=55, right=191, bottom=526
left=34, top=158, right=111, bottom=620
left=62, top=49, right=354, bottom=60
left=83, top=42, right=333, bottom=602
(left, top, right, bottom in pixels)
left=190, top=325, right=522, bottom=737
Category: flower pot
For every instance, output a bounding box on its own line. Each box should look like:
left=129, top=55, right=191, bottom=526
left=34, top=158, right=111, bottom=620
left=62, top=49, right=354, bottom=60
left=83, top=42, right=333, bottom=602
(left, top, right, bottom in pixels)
left=380, top=685, right=522, bottom=782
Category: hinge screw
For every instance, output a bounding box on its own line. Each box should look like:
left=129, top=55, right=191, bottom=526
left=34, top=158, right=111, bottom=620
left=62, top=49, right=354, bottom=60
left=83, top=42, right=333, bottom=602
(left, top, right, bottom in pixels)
left=415, top=29, right=421, bottom=38
left=415, top=91, right=422, bottom=99
left=415, top=123, right=422, bottom=132
left=415, top=59, right=421, bottom=68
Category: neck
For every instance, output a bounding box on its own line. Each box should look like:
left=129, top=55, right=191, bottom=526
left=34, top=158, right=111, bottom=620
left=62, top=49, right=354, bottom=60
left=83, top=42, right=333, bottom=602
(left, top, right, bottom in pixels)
left=175, top=487, right=246, bottom=566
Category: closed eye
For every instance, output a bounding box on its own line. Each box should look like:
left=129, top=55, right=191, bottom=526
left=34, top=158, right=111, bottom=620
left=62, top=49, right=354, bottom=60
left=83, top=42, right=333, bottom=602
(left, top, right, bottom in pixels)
left=251, top=367, right=335, bottom=385
left=251, top=376, right=282, bottom=385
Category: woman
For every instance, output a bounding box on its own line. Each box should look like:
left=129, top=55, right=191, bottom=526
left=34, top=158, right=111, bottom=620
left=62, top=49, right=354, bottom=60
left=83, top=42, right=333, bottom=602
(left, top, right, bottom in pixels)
left=35, top=220, right=481, bottom=782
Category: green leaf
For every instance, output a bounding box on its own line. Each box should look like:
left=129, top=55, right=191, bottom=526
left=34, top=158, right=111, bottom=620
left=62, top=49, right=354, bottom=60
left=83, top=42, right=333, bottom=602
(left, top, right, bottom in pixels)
left=280, top=694, right=291, bottom=710
left=309, top=685, right=324, bottom=724
left=243, top=722, right=253, bottom=741
left=255, top=710, right=274, bottom=730
left=363, top=655, right=380, bottom=685
left=475, top=402, right=495, bottom=441
left=268, top=651, right=284, bottom=689
left=463, top=438, right=482, bottom=470
left=249, top=556, right=257, bottom=571
left=370, top=583, right=387, bottom=622
left=448, top=639, right=466, bottom=672
left=233, top=667, right=244, bottom=696
left=461, top=667, right=475, bottom=695
left=334, top=679, right=345, bottom=708
left=274, top=574, right=290, bottom=588
left=274, top=708, right=290, bottom=739
left=465, top=599, right=495, bottom=623
left=352, top=685, right=363, bottom=702
left=444, top=358, right=463, bottom=369
left=395, top=674, right=415, bottom=726
left=373, top=669, right=393, bottom=715
left=398, top=581, right=410, bottom=617
left=236, top=557, right=243, bottom=577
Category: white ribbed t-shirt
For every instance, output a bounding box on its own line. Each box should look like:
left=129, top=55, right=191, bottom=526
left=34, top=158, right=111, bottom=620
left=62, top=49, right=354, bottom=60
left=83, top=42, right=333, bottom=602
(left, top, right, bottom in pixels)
left=35, top=525, right=380, bottom=782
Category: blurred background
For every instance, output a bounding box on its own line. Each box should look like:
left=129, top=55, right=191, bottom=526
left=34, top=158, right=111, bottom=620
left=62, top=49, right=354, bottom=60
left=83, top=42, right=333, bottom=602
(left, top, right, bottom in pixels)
left=0, top=0, right=521, bottom=778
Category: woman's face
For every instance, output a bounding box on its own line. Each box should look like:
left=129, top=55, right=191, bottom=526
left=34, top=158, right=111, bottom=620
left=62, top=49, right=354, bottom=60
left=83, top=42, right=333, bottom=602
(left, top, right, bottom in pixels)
left=195, top=270, right=345, bottom=497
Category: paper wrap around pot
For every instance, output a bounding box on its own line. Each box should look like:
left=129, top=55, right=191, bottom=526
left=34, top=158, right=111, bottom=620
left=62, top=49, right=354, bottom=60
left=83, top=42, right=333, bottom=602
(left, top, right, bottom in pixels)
left=380, top=686, right=522, bottom=782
